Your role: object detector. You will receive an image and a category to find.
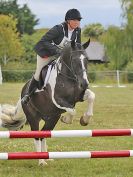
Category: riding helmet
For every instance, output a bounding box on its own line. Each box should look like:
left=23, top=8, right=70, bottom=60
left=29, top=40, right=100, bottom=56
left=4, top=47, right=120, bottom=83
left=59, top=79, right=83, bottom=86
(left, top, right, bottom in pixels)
left=65, top=9, right=82, bottom=21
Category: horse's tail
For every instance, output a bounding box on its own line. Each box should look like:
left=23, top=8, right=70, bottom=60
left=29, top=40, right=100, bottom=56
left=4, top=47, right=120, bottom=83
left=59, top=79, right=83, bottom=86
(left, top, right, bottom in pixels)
left=0, top=98, right=26, bottom=130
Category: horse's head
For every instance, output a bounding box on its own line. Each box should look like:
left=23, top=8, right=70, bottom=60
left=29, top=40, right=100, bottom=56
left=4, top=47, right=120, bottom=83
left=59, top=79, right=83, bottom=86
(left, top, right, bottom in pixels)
left=60, top=39, right=90, bottom=90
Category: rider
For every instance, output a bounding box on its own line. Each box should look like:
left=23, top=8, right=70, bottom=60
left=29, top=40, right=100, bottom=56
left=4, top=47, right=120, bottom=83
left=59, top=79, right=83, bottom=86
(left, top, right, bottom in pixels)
left=22, top=8, right=82, bottom=104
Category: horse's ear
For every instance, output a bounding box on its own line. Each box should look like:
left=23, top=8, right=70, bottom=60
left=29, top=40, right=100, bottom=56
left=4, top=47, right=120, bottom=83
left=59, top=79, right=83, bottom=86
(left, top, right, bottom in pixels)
left=82, top=39, right=90, bottom=49
left=71, top=40, right=76, bottom=49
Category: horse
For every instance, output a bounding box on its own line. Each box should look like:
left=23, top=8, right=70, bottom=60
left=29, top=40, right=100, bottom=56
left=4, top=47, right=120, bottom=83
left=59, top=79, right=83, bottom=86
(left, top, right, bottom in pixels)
left=0, top=40, right=95, bottom=165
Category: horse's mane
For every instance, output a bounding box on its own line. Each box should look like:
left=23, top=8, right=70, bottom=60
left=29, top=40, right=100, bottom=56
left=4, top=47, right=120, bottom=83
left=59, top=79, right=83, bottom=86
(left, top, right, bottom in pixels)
left=62, top=41, right=82, bottom=51
left=61, top=41, right=83, bottom=59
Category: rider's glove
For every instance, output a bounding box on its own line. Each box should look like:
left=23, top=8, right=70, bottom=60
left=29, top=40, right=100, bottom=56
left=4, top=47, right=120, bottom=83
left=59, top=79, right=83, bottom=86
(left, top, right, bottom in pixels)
left=55, top=48, right=62, bottom=58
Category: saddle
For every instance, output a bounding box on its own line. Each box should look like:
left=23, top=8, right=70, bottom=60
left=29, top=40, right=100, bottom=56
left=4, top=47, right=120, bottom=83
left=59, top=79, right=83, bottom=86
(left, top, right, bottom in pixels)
left=21, top=60, right=57, bottom=104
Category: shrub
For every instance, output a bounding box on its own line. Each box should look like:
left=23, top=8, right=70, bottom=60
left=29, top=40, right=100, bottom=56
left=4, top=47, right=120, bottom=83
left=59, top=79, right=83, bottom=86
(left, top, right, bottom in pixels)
left=88, top=71, right=96, bottom=83
left=2, top=70, right=34, bottom=82
left=125, top=62, right=133, bottom=83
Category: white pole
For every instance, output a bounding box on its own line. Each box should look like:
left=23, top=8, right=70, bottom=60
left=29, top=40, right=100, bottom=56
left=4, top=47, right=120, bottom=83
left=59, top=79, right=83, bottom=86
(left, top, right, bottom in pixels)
left=116, top=70, right=127, bottom=88
left=116, top=70, right=120, bottom=87
left=0, top=65, right=2, bottom=85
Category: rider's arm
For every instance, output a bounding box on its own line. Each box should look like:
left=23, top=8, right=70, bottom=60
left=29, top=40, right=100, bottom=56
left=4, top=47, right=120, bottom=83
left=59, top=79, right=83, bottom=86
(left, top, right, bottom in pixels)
left=34, top=25, right=63, bottom=57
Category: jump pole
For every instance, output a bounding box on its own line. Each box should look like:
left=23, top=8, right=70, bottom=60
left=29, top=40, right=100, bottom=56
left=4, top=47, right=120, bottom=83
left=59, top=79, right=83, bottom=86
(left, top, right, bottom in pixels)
left=0, top=150, right=133, bottom=160
left=0, top=129, right=133, bottom=138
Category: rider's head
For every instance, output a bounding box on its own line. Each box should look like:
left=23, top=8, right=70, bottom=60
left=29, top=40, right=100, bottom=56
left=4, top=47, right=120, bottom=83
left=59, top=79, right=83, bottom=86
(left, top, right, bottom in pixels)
left=65, top=9, right=82, bottom=30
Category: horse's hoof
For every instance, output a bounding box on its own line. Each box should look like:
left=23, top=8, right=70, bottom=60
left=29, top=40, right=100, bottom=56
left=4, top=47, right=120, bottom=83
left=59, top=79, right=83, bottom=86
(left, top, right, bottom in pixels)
left=38, top=160, right=48, bottom=166
left=80, top=116, right=88, bottom=126
left=60, top=116, right=72, bottom=124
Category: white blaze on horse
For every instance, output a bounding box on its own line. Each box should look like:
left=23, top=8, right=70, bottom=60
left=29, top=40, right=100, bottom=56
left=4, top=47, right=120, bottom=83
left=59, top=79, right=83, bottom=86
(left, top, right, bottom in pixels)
left=0, top=40, right=95, bottom=166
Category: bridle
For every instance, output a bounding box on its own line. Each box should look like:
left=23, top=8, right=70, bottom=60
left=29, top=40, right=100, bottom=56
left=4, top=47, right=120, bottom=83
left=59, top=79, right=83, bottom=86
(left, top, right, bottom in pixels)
left=56, top=49, right=88, bottom=82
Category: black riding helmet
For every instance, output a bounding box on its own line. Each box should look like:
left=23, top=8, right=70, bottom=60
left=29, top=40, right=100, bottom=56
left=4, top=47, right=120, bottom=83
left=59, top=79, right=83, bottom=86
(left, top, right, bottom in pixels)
left=65, top=9, right=82, bottom=21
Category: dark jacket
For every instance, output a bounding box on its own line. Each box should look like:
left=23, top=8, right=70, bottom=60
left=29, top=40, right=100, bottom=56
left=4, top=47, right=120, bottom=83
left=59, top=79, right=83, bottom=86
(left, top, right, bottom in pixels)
left=34, top=22, right=81, bottom=58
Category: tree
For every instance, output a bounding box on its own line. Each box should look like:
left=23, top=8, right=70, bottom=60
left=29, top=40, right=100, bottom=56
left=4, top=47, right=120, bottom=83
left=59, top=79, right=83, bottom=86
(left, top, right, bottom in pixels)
left=82, top=23, right=105, bottom=39
left=0, top=15, right=24, bottom=65
left=98, top=0, right=133, bottom=70
left=17, top=4, right=39, bottom=34
left=121, top=0, right=133, bottom=62
left=21, top=28, right=49, bottom=63
left=0, top=0, right=39, bottom=34
left=100, top=25, right=131, bottom=70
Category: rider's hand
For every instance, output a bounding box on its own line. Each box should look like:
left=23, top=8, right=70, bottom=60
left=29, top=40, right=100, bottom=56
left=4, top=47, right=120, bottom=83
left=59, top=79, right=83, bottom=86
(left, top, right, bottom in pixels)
left=55, top=48, right=62, bottom=58
left=56, top=48, right=62, bottom=54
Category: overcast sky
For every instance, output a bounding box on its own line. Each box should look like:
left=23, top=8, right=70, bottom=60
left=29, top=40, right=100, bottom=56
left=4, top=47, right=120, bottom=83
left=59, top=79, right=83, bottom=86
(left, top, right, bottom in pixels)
left=17, top=0, right=123, bottom=29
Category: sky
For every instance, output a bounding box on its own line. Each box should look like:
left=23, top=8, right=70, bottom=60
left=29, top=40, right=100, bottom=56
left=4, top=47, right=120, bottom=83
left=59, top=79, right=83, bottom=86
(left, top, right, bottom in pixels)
left=17, top=0, right=123, bottom=29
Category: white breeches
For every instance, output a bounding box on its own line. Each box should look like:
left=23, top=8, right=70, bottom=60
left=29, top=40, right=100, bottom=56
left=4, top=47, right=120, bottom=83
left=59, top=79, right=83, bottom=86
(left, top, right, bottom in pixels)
left=34, top=55, right=54, bottom=81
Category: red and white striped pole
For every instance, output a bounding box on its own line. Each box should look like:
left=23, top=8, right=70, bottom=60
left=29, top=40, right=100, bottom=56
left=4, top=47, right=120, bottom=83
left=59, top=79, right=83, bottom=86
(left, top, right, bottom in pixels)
left=0, top=129, right=132, bottom=138
left=0, top=150, right=133, bottom=160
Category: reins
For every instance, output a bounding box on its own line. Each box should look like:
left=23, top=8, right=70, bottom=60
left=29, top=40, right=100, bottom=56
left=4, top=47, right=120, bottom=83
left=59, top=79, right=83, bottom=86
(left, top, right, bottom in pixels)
left=56, top=49, right=87, bottom=82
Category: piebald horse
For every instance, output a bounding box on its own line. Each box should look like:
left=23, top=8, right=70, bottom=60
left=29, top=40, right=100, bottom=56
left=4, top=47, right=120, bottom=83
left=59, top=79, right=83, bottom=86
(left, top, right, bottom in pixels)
left=0, top=40, right=95, bottom=165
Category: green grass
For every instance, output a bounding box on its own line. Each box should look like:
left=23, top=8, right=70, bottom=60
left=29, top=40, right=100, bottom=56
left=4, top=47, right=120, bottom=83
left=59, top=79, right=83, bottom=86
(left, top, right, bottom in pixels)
left=0, top=83, right=133, bottom=177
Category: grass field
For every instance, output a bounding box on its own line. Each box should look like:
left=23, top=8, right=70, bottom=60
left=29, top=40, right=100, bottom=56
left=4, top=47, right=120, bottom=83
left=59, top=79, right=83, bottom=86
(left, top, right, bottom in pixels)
left=0, top=83, right=133, bottom=177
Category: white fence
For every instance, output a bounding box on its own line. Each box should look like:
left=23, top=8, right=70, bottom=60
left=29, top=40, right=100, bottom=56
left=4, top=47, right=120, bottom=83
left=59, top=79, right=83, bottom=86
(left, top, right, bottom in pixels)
left=88, top=70, right=133, bottom=87
left=1, top=69, right=133, bottom=87
left=0, top=65, right=2, bottom=85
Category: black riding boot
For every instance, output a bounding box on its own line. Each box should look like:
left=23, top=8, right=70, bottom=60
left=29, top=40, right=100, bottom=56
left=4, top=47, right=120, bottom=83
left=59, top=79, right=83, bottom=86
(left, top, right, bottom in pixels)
left=21, top=77, right=38, bottom=104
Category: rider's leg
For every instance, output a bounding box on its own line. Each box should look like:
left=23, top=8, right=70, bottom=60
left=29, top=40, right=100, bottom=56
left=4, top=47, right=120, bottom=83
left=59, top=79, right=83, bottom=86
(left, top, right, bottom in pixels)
left=22, top=55, right=53, bottom=104
left=34, top=55, right=52, bottom=81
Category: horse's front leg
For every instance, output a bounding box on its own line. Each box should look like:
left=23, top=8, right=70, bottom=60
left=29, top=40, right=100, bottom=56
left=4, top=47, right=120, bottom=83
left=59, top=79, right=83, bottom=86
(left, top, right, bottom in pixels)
left=80, top=89, right=95, bottom=126
left=34, top=138, right=48, bottom=166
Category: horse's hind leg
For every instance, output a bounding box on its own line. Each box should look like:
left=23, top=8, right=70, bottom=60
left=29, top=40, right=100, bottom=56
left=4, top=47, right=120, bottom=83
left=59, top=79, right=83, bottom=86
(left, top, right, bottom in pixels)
left=80, top=89, right=95, bottom=126
left=40, top=115, right=61, bottom=163
left=26, top=113, right=47, bottom=166
left=40, top=137, right=55, bottom=163
left=34, top=138, right=48, bottom=166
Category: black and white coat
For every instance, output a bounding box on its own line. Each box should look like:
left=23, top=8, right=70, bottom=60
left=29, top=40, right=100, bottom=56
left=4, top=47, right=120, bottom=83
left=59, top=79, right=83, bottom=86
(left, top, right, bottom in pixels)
left=34, top=22, right=81, bottom=58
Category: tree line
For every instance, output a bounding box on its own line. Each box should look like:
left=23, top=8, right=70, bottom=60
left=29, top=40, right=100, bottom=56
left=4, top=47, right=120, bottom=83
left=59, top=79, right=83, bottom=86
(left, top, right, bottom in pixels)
left=84, top=0, right=133, bottom=71
left=0, top=0, right=133, bottom=71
